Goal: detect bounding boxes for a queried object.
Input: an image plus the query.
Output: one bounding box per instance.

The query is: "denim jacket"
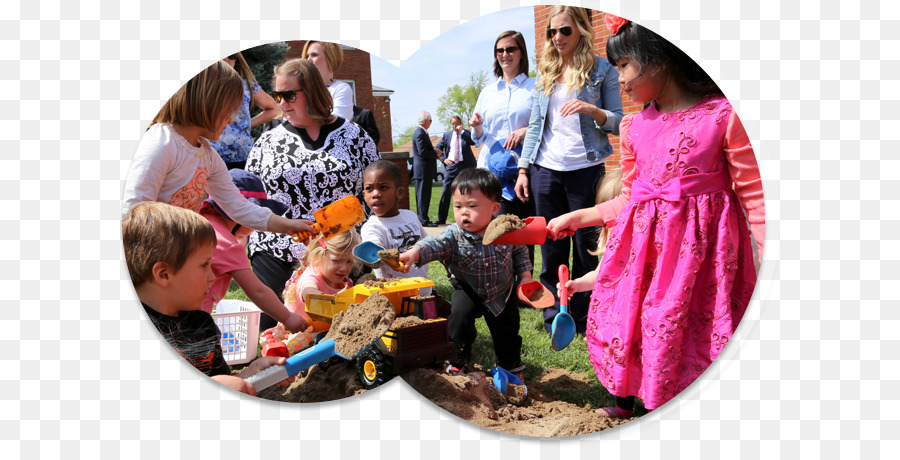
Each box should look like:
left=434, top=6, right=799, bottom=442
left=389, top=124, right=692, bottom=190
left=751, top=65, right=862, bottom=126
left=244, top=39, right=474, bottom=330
left=518, top=56, right=623, bottom=169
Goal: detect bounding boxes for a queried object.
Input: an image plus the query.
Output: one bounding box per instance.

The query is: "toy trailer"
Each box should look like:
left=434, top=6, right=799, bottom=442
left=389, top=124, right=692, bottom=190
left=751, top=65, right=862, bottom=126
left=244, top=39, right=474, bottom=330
left=357, top=316, right=458, bottom=389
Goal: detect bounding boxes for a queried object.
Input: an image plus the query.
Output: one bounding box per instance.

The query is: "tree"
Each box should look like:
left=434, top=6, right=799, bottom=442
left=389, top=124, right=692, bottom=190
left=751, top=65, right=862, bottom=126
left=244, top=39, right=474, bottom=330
left=393, top=123, right=419, bottom=150
left=435, top=70, right=490, bottom=129
left=241, top=42, right=289, bottom=96
left=240, top=42, right=290, bottom=140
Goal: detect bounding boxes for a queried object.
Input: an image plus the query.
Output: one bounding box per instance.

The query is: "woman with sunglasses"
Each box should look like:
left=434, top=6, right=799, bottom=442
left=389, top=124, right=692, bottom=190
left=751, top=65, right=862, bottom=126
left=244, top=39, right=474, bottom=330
left=244, top=58, right=380, bottom=331
left=514, top=6, right=623, bottom=335
left=468, top=30, right=537, bottom=264
left=211, top=52, right=279, bottom=170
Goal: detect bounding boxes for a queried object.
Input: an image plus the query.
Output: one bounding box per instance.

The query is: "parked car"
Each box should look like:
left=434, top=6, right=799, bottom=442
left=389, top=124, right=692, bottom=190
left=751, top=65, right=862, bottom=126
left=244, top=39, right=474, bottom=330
left=407, top=157, right=446, bottom=183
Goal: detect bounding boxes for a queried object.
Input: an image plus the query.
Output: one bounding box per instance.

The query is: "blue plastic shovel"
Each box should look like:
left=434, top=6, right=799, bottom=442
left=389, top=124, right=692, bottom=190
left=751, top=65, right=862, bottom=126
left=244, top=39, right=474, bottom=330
left=488, top=366, right=527, bottom=397
left=244, top=339, right=339, bottom=392
left=353, top=241, right=384, bottom=268
left=550, top=265, right=576, bottom=351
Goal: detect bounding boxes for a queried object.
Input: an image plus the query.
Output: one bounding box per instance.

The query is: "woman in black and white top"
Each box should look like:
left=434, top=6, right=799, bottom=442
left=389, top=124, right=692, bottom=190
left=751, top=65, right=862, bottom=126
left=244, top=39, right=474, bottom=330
left=246, top=58, right=379, bottom=329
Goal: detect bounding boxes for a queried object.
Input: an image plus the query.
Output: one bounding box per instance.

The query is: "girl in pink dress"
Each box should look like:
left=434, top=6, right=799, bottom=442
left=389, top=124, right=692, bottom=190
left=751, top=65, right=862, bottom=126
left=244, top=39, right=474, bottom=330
left=548, top=14, right=765, bottom=418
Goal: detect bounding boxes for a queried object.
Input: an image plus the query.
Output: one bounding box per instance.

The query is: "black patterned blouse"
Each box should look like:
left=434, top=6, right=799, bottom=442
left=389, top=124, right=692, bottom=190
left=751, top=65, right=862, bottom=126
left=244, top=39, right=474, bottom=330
left=246, top=118, right=380, bottom=263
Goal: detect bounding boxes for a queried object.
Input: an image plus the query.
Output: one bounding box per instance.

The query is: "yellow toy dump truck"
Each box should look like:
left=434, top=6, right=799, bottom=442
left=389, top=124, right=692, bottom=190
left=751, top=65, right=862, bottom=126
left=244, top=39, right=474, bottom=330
left=305, top=277, right=457, bottom=389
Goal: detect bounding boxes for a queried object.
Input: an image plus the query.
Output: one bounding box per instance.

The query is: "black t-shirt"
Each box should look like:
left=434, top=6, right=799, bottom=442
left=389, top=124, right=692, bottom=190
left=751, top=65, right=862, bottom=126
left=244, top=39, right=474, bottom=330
left=142, top=302, right=231, bottom=377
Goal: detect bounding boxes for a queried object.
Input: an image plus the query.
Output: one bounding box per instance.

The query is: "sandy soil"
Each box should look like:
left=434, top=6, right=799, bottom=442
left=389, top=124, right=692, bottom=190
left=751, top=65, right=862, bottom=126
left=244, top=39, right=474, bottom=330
left=253, top=288, right=637, bottom=435
left=256, top=360, right=637, bottom=436
left=483, top=214, right=526, bottom=245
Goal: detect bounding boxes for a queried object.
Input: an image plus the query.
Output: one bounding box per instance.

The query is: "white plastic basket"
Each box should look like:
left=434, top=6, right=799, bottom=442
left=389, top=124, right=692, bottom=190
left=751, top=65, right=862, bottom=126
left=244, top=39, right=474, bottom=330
left=211, top=299, right=261, bottom=365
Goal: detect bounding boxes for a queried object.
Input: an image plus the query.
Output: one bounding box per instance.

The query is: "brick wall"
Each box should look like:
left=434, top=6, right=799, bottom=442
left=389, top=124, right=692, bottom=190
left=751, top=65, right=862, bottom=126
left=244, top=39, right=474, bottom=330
left=283, top=41, right=393, bottom=153
left=532, top=7, right=644, bottom=169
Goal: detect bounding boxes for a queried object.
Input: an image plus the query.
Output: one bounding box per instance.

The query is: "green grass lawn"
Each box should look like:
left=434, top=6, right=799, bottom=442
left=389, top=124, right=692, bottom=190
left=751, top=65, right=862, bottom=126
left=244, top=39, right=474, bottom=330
left=225, top=183, right=643, bottom=413
left=408, top=182, right=454, bottom=224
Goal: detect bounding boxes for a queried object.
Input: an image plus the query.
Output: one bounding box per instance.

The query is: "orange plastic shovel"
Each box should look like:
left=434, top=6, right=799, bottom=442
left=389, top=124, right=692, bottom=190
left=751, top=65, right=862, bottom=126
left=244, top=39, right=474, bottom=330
left=292, top=195, right=366, bottom=242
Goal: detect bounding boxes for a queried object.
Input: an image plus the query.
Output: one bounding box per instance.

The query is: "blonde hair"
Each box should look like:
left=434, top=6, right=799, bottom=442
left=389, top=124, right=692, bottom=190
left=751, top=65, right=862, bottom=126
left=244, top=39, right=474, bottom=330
left=590, top=167, right=623, bottom=256
left=536, top=6, right=597, bottom=97
left=229, top=51, right=260, bottom=89
left=301, top=40, right=345, bottom=74
left=150, top=60, right=244, bottom=132
left=123, top=202, right=217, bottom=287
left=283, top=229, right=361, bottom=306
left=274, top=58, right=335, bottom=124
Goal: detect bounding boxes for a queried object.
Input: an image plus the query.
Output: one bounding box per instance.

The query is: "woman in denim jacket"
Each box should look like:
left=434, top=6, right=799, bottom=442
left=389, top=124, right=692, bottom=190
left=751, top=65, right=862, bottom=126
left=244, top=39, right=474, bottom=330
left=514, top=6, right=623, bottom=335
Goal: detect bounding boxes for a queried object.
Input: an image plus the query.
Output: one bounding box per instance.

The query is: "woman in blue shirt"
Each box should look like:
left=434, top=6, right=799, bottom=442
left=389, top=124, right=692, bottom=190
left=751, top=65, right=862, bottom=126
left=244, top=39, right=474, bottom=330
left=514, top=6, right=624, bottom=335
left=468, top=30, right=537, bottom=263
left=211, top=52, right=279, bottom=170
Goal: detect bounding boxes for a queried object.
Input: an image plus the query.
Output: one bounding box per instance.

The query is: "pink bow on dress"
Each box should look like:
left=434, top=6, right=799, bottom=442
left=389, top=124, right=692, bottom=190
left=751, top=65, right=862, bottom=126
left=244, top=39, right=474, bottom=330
left=632, top=177, right=681, bottom=202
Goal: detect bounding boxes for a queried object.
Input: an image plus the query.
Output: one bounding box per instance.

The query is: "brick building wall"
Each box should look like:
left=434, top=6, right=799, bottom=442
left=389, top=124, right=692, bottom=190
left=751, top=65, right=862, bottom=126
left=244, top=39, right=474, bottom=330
left=283, top=41, right=393, bottom=153
left=533, top=7, right=644, bottom=169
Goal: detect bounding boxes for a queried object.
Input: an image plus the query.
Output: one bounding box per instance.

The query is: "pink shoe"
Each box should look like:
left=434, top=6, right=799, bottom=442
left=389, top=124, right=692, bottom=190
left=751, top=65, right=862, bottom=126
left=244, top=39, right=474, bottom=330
left=595, top=406, right=633, bottom=418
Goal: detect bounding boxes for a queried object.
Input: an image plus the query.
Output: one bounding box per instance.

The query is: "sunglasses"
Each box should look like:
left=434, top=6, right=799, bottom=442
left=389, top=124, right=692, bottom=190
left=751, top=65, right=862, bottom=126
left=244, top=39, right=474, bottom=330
left=495, top=46, right=519, bottom=55
left=271, top=89, right=303, bottom=103
left=546, top=26, right=574, bottom=39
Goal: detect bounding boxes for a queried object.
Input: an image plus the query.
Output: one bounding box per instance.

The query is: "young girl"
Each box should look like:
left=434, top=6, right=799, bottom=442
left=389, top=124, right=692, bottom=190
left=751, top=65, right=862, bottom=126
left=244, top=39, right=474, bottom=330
left=549, top=14, right=764, bottom=418
left=282, top=230, right=362, bottom=328
left=122, top=60, right=313, bottom=238
left=199, top=169, right=308, bottom=334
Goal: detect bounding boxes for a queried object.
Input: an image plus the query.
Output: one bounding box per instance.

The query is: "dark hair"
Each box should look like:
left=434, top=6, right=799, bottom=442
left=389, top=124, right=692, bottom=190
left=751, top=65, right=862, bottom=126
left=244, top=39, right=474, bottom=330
left=450, top=168, right=501, bottom=203
left=364, top=159, right=403, bottom=187
left=493, top=30, right=529, bottom=78
left=606, top=21, right=723, bottom=99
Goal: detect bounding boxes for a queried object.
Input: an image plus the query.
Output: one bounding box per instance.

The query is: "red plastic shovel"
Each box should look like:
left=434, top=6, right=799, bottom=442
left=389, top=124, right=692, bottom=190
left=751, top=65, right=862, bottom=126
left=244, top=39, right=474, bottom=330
left=486, top=216, right=574, bottom=245
left=517, top=280, right=555, bottom=309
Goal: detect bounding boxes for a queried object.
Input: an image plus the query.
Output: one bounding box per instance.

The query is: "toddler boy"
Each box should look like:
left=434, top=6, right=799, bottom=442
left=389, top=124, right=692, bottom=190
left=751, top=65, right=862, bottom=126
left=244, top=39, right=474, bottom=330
left=398, top=168, right=532, bottom=378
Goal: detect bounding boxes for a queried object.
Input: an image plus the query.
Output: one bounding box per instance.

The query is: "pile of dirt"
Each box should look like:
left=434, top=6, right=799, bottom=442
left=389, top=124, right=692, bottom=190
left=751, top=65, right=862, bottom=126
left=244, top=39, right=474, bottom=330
left=325, top=291, right=395, bottom=357
left=483, top=214, right=526, bottom=245
left=252, top=291, right=638, bottom=435
left=377, top=248, right=404, bottom=271
left=525, top=285, right=551, bottom=305
left=401, top=366, right=637, bottom=437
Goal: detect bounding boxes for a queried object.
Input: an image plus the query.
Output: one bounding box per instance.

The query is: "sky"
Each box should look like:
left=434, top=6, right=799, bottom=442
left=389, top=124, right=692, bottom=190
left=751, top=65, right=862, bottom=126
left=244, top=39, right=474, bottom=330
left=369, top=6, right=536, bottom=141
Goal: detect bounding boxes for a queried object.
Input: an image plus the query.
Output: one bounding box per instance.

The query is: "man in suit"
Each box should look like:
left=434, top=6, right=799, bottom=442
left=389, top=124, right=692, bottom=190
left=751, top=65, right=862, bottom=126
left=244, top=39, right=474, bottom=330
left=435, top=115, right=477, bottom=225
left=351, top=105, right=380, bottom=147
left=411, top=111, right=438, bottom=227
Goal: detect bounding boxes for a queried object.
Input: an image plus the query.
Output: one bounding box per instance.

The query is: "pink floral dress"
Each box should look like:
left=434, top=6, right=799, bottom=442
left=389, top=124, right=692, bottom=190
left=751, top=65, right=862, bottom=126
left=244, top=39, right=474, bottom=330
left=587, top=95, right=764, bottom=410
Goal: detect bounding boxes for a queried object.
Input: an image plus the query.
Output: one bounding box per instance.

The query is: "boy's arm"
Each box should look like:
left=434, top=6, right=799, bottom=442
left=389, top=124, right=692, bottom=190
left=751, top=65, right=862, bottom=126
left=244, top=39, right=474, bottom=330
left=399, top=229, right=454, bottom=273
left=231, top=269, right=308, bottom=333
left=235, top=356, right=296, bottom=390
left=511, top=244, right=533, bottom=275
left=212, top=374, right=259, bottom=396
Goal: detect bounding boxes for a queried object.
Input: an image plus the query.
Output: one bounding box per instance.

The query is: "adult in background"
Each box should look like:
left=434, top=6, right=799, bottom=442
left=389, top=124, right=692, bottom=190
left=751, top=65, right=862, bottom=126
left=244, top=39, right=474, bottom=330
left=411, top=111, right=438, bottom=227
left=514, top=6, right=624, bottom=335
left=211, top=52, right=279, bottom=170
left=434, top=116, right=476, bottom=225
left=469, top=29, right=537, bottom=262
left=351, top=105, right=381, bottom=148
left=302, top=40, right=354, bottom=120
left=245, top=58, right=380, bottom=330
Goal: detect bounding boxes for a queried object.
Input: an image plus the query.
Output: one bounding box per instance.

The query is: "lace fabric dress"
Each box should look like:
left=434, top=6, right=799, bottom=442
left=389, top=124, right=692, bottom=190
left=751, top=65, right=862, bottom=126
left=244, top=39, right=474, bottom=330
left=587, top=95, right=761, bottom=410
